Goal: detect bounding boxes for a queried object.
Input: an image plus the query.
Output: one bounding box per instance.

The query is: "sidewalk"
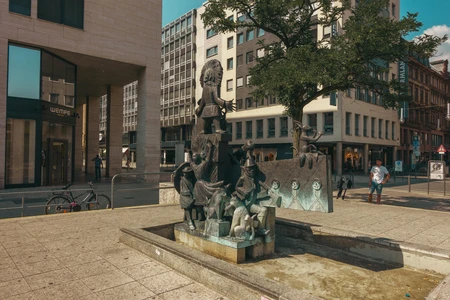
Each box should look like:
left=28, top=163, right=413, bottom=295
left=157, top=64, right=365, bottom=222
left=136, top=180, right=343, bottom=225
left=0, top=187, right=449, bottom=299
left=0, top=205, right=227, bottom=300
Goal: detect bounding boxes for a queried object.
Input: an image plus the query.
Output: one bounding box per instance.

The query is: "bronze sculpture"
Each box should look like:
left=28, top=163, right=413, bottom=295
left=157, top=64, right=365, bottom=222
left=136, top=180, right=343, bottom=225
left=195, top=59, right=235, bottom=134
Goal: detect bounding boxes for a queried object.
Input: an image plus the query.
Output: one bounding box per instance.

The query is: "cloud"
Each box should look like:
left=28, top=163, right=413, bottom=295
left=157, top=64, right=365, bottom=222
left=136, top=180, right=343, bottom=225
left=422, top=25, right=450, bottom=62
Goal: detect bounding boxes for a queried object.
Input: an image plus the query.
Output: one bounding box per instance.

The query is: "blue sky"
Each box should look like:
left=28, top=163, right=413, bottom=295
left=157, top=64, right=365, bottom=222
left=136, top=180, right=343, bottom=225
left=163, top=0, right=450, bottom=60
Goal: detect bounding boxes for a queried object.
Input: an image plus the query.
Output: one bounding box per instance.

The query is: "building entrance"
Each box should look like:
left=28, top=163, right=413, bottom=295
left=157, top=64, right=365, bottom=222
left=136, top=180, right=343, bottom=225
left=45, top=139, right=69, bottom=186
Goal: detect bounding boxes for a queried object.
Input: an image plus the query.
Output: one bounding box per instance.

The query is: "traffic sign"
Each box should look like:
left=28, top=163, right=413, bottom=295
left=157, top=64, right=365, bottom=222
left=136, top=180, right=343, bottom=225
left=437, top=144, right=446, bottom=154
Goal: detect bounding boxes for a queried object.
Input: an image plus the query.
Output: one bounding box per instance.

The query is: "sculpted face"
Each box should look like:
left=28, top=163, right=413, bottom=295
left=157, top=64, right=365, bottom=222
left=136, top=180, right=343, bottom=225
left=271, top=180, right=280, bottom=189
left=291, top=180, right=300, bottom=190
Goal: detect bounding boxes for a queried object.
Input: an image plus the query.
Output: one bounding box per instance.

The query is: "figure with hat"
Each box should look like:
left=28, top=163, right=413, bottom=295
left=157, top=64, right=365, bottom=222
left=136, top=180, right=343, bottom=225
left=174, top=163, right=197, bottom=230
left=368, top=157, right=390, bottom=204
left=234, top=141, right=270, bottom=236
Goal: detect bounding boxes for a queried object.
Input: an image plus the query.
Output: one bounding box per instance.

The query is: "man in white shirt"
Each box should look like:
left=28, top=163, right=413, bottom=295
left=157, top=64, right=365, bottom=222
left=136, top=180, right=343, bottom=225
left=368, top=158, right=390, bottom=204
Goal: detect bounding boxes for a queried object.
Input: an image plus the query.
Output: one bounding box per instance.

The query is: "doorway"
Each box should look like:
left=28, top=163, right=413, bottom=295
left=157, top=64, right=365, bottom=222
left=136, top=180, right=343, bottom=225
left=46, top=139, right=68, bottom=186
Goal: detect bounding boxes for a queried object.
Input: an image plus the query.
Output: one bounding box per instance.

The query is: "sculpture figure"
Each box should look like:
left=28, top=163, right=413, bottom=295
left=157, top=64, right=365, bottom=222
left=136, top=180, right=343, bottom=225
left=177, top=165, right=197, bottom=230
left=195, top=59, right=235, bottom=134
left=234, top=142, right=270, bottom=236
left=225, top=195, right=256, bottom=241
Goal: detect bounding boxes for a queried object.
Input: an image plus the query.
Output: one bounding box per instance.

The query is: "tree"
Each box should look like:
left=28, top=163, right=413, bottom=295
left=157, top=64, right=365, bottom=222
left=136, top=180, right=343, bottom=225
left=201, top=0, right=446, bottom=155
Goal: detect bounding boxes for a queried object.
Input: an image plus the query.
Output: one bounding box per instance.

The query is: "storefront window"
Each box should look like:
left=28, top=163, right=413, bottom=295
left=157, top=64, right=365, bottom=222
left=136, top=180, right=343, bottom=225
left=8, top=45, right=41, bottom=99
left=5, top=119, right=36, bottom=185
left=41, top=51, right=76, bottom=108
left=9, top=0, right=31, bottom=16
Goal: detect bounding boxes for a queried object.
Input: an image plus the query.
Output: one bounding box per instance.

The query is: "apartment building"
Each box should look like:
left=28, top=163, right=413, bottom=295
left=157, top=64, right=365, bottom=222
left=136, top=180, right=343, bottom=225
left=192, top=0, right=401, bottom=174
left=160, top=10, right=197, bottom=164
left=0, top=0, right=161, bottom=188
left=398, top=57, right=450, bottom=169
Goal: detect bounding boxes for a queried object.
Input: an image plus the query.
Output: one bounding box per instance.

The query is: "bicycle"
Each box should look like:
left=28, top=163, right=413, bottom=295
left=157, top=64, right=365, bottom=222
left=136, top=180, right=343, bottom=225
left=45, top=182, right=111, bottom=214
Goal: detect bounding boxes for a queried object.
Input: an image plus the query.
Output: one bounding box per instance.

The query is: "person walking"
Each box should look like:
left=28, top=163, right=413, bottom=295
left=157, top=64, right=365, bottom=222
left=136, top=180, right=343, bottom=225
left=92, top=154, right=103, bottom=180
left=368, top=158, right=390, bottom=204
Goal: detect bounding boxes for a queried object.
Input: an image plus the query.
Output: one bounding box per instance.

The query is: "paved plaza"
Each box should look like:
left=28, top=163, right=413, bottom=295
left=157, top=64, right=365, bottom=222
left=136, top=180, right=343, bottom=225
left=0, top=180, right=449, bottom=299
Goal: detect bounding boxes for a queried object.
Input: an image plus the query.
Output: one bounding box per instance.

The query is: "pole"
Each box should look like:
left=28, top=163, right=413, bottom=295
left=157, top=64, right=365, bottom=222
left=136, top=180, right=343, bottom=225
left=408, top=175, right=411, bottom=193
left=444, top=175, right=446, bottom=196
left=427, top=176, right=430, bottom=195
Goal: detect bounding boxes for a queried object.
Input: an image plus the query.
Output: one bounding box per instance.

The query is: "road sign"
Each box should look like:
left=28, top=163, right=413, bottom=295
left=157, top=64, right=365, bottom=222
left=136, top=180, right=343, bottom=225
left=429, top=160, right=445, bottom=180
left=437, top=144, right=446, bottom=154
left=395, top=160, right=403, bottom=172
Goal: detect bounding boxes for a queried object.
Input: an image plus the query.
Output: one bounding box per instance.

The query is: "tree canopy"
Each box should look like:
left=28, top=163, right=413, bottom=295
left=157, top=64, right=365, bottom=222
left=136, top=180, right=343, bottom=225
left=201, top=0, right=446, bottom=119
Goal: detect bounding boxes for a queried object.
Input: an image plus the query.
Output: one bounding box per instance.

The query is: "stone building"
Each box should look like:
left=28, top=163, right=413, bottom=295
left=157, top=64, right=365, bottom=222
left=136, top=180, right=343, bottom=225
left=0, top=0, right=162, bottom=188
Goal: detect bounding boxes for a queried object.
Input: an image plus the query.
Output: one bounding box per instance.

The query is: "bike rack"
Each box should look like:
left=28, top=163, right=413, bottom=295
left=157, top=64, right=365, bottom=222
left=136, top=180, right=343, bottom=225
left=110, top=172, right=175, bottom=210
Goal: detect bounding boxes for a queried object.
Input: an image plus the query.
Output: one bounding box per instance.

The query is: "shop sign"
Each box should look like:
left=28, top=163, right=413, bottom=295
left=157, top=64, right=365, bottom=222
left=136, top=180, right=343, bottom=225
left=429, top=160, right=445, bottom=180
left=49, top=106, right=71, bottom=117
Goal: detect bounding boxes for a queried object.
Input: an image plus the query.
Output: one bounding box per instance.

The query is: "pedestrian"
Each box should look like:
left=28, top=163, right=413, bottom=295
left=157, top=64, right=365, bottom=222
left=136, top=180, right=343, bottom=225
left=126, top=156, right=131, bottom=171
left=92, top=154, right=103, bottom=180
left=368, top=158, right=390, bottom=204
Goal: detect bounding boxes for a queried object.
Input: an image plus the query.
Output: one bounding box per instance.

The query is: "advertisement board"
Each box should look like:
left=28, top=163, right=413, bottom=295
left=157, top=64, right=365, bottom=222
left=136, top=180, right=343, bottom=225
left=429, top=160, right=445, bottom=180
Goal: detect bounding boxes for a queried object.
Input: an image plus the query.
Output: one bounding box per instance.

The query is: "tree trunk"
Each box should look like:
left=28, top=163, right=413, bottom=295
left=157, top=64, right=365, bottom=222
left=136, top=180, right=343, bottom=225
left=292, top=110, right=303, bottom=157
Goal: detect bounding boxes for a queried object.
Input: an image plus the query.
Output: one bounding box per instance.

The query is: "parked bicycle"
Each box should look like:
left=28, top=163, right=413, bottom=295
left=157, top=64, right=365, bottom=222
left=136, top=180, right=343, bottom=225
left=45, top=182, right=111, bottom=214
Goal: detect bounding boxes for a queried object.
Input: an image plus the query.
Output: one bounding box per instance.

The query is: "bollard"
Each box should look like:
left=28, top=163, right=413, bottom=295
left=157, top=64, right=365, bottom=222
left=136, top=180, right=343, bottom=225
left=408, top=175, right=411, bottom=193
left=21, top=194, right=25, bottom=217
left=445, top=176, right=446, bottom=196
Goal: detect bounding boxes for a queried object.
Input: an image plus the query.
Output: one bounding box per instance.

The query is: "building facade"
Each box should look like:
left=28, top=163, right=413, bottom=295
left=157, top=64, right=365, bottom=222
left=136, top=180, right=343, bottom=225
left=160, top=10, right=197, bottom=164
left=1, top=0, right=162, bottom=188
left=398, top=58, right=450, bottom=170
left=193, top=0, right=401, bottom=174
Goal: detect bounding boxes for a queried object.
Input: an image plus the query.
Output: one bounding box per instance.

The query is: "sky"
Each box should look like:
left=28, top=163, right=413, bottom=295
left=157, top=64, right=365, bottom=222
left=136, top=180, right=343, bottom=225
left=163, top=0, right=450, bottom=61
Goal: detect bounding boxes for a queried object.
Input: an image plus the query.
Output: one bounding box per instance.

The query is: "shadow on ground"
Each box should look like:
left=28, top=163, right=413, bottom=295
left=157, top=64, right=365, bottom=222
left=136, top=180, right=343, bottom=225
left=343, top=192, right=450, bottom=212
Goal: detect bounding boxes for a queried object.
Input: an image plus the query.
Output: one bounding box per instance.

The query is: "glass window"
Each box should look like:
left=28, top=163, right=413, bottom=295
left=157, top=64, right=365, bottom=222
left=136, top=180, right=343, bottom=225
left=206, top=46, right=218, bottom=57
left=41, top=51, right=76, bottom=108
left=246, top=75, right=251, bottom=86
left=176, top=23, right=180, bottom=32
left=246, top=121, right=252, bottom=139
left=227, top=37, right=234, bottom=49
left=246, top=30, right=254, bottom=41
left=280, top=117, right=288, bottom=137
left=237, top=13, right=245, bottom=22
left=257, top=119, right=263, bottom=138
left=9, top=0, right=31, bottom=15
left=385, top=120, right=389, bottom=139
left=268, top=118, right=275, bottom=138
left=237, top=55, right=243, bottom=66
left=379, top=119, right=383, bottom=138
left=257, top=48, right=265, bottom=58
left=227, top=79, right=233, bottom=91
left=5, top=119, right=36, bottom=185
left=324, top=112, right=333, bottom=134
left=355, top=114, right=360, bottom=136
left=345, top=112, right=351, bottom=135
left=245, top=97, right=253, bottom=109
left=392, top=122, right=395, bottom=140
left=236, top=77, right=243, bottom=87
left=257, top=28, right=265, bottom=37
left=237, top=33, right=244, bottom=44
left=186, top=16, right=192, bottom=26
left=38, top=0, right=84, bottom=29
left=308, top=114, right=317, bottom=130
left=363, top=116, right=368, bottom=136
left=8, top=44, right=41, bottom=100
left=371, top=117, right=376, bottom=138
left=227, top=58, right=233, bottom=70
left=236, top=99, right=243, bottom=110
left=236, top=122, right=242, bottom=139
left=246, top=51, right=254, bottom=64
left=206, top=29, right=216, bottom=38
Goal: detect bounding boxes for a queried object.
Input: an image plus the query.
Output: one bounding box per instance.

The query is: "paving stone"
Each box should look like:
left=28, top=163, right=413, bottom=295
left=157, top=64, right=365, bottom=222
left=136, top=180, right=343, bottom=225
left=95, top=281, right=155, bottom=300
left=157, top=283, right=228, bottom=300
left=0, top=278, right=31, bottom=298
left=24, top=268, right=77, bottom=290
left=120, top=261, right=170, bottom=280
left=81, top=269, right=134, bottom=293
left=0, top=266, right=23, bottom=283
left=67, top=259, right=118, bottom=279
left=16, top=258, right=65, bottom=277
left=139, top=271, right=193, bottom=295
left=32, top=279, right=94, bottom=300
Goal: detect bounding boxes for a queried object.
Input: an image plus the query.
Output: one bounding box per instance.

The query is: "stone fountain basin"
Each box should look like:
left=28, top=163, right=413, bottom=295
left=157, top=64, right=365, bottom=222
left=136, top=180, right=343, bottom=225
left=120, top=221, right=446, bottom=300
